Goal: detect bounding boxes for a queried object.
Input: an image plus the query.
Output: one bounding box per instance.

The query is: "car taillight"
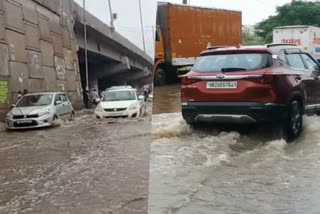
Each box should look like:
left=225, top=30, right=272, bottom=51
left=181, top=76, right=200, bottom=85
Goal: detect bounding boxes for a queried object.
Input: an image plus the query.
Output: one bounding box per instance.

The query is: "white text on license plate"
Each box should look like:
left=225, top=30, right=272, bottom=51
left=206, top=81, right=237, bottom=89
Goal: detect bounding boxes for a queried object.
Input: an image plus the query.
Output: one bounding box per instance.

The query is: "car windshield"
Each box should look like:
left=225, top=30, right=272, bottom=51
left=103, top=90, right=136, bottom=101
left=192, top=53, right=270, bottom=73
left=17, top=94, right=53, bottom=107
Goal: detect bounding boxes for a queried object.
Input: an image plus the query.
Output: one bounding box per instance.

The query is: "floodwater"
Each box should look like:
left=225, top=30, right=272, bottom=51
left=152, top=84, right=181, bottom=115
left=150, top=85, right=320, bottom=214
left=0, top=106, right=151, bottom=214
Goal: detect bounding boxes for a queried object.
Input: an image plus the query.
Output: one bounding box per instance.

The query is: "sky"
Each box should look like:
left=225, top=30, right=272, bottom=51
left=165, top=0, right=314, bottom=25
left=74, top=0, right=157, bottom=58
left=73, top=0, right=314, bottom=58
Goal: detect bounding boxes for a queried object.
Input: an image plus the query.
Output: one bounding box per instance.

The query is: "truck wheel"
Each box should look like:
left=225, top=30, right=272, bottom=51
left=155, top=68, right=166, bottom=86
left=285, top=100, right=303, bottom=142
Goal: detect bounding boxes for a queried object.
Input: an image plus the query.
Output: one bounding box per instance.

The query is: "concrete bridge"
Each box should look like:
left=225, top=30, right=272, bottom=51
left=73, top=2, right=154, bottom=91
left=0, top=0, right=153, bottom=118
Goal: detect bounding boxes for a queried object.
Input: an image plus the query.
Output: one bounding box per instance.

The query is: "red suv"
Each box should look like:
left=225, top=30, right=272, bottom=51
left=181, top=44, right=320, bottom=141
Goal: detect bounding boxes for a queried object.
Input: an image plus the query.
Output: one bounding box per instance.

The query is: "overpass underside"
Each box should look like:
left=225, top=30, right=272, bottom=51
left=77, top=48, right=152, bottom=92
left=73, top=6, right=154, bottom=93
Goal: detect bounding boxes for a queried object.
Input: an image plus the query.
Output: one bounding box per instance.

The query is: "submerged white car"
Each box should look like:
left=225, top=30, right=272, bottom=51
left=95, top=86, right=146, bottom=119
left=6, top=92, right=75, bottom=129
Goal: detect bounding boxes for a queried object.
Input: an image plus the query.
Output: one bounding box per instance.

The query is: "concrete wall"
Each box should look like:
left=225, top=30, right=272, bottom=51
left=0, top=0, right=82, bottom=120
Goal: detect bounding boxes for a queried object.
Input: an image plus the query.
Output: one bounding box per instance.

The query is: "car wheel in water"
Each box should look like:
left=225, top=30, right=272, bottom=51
left=155, top=68, right=166, bottom=86
left=183, top=116, right=194, bottom=125
left=52, top=115, right=59, bottom=127
left=285, top=100, right=303, bottom=142
left=70, top=112, right=75, bottom=121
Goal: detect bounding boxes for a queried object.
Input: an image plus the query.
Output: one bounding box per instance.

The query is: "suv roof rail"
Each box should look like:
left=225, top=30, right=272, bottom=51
left=266, top=43, right=297, bottom=48
left=207, top=45, right=230, bottom=50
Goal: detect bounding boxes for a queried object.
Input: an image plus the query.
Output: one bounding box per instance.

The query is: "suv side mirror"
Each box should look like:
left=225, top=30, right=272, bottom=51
left=312, top=66, right=320, bottom=78
left=10, top=104, right=16, bottom=109
left=55, top=100, right=62, bottom=105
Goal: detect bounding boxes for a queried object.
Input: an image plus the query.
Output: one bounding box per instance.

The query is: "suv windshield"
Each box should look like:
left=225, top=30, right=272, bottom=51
left=193, top=53, right=270, bottom=73
left=103, top=90, right=136, bottom=101
left=17, top=94, right=53, bottom=107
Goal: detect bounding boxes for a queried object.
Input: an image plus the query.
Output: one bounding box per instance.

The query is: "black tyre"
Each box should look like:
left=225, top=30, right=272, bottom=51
left=183, top=115, right=195, bottom=125
left=154, top=68, right=166, bottom=86
left=285, top=100, right=303, bottom=142
left=70, top=111, right=75, bottom=121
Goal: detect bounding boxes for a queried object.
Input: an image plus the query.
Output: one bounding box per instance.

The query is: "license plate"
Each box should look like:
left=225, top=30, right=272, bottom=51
left=110, top=112, right=122, bottom=116
left=206, top=81, right=237, bottom=89
left=17, top=120, right=33, bottom=124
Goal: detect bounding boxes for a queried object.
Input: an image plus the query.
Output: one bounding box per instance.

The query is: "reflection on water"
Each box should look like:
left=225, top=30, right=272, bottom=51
left=153, top=85, right=181, bottom=114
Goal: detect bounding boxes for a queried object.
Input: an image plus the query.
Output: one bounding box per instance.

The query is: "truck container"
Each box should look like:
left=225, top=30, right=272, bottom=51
left=273, top=25, right=320, bottom=60
left=154, top=2, right=242, bottom=86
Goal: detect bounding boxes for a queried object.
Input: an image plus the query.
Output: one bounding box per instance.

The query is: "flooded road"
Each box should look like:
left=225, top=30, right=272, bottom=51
left=0, top=106, right=151, bottom=214
left=152, top=85, right=181, bottom=115
left=150, top=85, right=320, bottom=214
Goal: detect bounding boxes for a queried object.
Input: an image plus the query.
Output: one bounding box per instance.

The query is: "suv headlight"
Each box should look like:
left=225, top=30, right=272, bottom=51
left=129, top=104, right=138, bottom=110
left=38, top=109, right=50, bottom=117
left=6, top=111, right=13, bottom=118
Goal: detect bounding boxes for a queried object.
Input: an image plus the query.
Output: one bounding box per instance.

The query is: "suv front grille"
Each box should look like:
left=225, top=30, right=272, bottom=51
left=104, top=108, right=127, bottom=112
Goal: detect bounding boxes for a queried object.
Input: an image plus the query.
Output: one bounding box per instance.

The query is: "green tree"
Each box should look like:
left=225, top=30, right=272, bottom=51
left=242, top=32, right=264, bottom=45
left=256, top=0, right=320, bottom=43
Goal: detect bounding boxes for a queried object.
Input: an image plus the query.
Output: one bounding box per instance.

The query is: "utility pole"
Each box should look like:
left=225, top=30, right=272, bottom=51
left=107, top=0, right=116, bottom=32
left=138, top=0, right=146, bottom=52
left=152, top=26, right=155, bottom=48
left=83, top=0, right=89, bottom=91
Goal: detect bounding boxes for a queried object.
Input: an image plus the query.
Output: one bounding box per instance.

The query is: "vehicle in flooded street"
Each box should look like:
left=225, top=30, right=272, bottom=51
left=95, top=86, right=146, bottom=119
left=181, top=44, right=320, bottom=141
left=5, top=92, right=75, bottom=130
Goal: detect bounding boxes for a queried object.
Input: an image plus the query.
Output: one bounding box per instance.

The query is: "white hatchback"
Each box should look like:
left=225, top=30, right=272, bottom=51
left=95, top=86, right=146, bottom=119
left=6, top=92, right=75, bottom=129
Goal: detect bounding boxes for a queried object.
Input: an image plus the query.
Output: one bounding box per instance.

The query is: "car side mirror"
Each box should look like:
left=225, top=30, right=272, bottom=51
left=10, top=104, right=16, bottom=109
left=312, top=67, right=320, bottom=78
left=138, top=95, right=145, bottom=100
left=55, top=100, right=62, bottom=105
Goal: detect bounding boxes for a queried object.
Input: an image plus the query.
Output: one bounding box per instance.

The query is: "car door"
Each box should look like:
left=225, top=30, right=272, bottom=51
left=300, top=53, right=320, bottom=113
left=285, top=52, right=315, bottom=113
left=59, top=94, right=71, bottom=119
left=54, top=94, right=65, bottom=119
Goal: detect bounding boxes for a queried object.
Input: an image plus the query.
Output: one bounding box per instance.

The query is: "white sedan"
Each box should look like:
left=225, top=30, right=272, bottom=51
left=95, top=86, right=146, bottom=119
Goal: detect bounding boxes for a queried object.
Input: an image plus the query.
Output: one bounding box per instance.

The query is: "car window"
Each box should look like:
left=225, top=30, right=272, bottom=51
left=103, top=90, right=136, bottom=101
left=60, top=94, right=68, bottom=102
left=300, top=54, right=319, bottom=70
left=55, top=94, right=61, bottom=103
left=192, top=53, right=270, bottom=73
left=17, top=94, right=53, bottom=107
left=286, top=54, right=306, bottom=69
left=278, top=51, right=287, bottom=63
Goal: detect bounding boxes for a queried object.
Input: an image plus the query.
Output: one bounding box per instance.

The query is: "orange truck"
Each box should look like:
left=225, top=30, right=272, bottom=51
left=154, top=2, right=242, bottom=86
